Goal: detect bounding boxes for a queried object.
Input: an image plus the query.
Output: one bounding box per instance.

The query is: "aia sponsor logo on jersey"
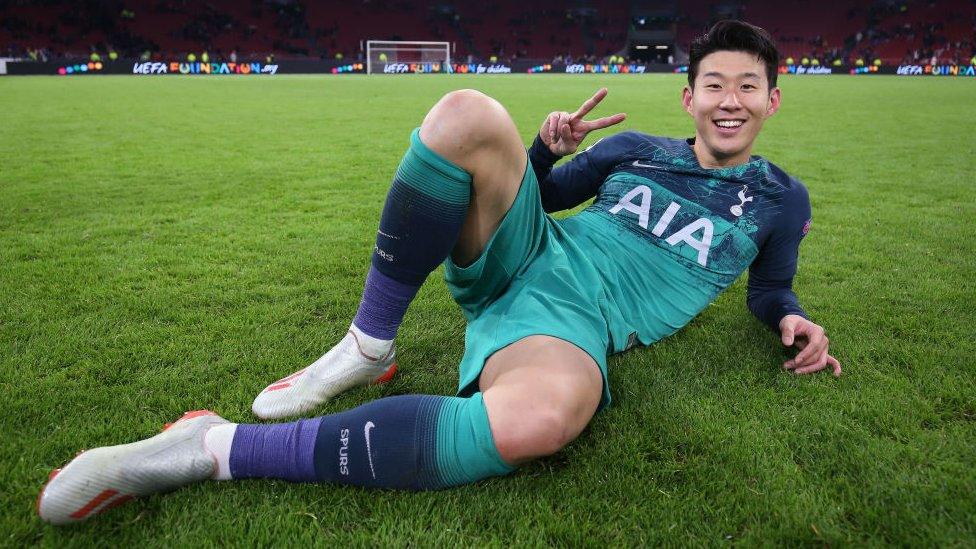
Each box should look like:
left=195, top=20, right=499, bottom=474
left=609, top=184, right=715, bottom=267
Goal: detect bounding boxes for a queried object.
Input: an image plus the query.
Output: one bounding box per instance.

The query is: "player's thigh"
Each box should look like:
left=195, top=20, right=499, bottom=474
left=419, top=89, right=528, bottom=266
left=479, top=335, right=603, bottom=464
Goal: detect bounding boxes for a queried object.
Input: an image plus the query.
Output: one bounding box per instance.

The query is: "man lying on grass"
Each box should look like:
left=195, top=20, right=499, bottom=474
left=39, top=20, right=839, bottom=524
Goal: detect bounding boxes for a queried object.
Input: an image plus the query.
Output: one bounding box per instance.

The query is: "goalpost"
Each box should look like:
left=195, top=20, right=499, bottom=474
left=365, top=40, right=453, bottom=74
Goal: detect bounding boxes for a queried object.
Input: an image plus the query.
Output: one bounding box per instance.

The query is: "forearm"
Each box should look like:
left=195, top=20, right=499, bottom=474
left=528, top=134, right=561, bottom=181
left=747, top=287, right=808, bottom=331
left=527, top=135, right=570, bottom=212
left=530, top=134, right=611, bottom=213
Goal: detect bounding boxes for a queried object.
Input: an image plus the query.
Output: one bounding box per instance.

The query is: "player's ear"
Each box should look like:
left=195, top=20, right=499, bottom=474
left=765, top=87, right=781, bottom=118
left=681, top=86, right=694, bottom=116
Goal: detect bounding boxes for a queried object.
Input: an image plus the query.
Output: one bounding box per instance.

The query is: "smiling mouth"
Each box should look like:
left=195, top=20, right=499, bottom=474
left=713, top=119, right=745, bottom=129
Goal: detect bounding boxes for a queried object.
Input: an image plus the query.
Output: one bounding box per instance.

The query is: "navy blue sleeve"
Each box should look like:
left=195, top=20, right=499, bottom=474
left=746, top=180, right=812, bottom=331
left=528, top=134, right=620, bottom=213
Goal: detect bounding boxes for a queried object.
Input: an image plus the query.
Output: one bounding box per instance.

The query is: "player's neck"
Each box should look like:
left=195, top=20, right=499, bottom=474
left=691, top=137, right=752, bottom=169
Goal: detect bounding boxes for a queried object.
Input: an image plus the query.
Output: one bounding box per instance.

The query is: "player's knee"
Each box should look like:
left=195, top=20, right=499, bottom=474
left=492, top=406, right=578, bottom=462
left=435, top=89, right=498, bottom=120
left=421, top=90, right=515, bottom=158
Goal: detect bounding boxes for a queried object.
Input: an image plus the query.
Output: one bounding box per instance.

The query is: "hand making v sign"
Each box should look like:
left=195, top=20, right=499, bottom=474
left=540, top=88, right=627, bottom=156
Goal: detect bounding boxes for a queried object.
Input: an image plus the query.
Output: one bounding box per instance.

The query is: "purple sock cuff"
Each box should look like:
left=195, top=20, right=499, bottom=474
left=229, top=418, right=322, bottom=482
left=352, top=266, right=421, bottom=340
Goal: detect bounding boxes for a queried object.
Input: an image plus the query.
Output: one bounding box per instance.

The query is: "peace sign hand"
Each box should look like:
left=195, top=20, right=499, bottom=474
left=540, top=88, right=627, bottom=156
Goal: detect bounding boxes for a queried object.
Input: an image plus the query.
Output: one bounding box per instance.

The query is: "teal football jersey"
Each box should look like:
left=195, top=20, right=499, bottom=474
left=530, top=131, right=811, bottom=352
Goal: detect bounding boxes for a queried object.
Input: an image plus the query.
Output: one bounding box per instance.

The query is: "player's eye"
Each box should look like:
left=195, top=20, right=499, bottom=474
left=705, top=83, right=722, bottom=90
left=741, top=84, right=757, bottom=90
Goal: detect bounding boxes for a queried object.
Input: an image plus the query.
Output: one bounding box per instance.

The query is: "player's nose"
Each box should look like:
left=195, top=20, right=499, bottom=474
left=718, top=90, right=743, bottom=110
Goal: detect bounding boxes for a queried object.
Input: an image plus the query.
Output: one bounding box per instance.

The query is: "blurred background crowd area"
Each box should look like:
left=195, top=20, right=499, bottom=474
left=2, top=0, right=974, bottom=66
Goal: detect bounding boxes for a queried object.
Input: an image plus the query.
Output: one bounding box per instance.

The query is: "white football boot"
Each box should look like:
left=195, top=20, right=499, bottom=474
left=38, top=410, right=229, bottom=525
left=251, top=326, right=397, bottom=420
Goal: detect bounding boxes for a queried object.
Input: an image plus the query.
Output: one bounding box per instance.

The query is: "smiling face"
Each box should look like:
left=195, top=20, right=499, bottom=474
left=682, top=50, right=781, bottom=168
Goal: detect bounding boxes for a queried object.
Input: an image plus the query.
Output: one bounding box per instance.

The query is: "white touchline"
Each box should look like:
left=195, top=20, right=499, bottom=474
left=364, top=421, right=377, bottom=479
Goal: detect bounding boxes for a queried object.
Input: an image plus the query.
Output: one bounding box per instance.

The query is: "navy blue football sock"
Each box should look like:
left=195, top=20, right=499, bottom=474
left=228, top=394, right=513, bottom=489
left=352, top=128, right=472, bottom=340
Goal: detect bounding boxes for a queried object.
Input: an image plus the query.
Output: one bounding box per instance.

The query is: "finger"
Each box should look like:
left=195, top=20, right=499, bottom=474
left=793, top=357, right=829, bottom=375
left=793, top=323, right=827, bottom=364
left=792, top=329, right=826, bottom=367
left=581, top=112, right=627, bottom=131
left=827, top=354, right=842, bottom=377
left=559, top=122, right=574, bottom=145
left=780, top=323, right=795, bottom=347
left=794, top=347, right=828, bottom=374
left=781, top=337, right=811, bottom=369
left=547, top=112, right=560, bottom=142
left=571, top=87, right=608, bottom=121
left=553, top=112, right=573, bottom=143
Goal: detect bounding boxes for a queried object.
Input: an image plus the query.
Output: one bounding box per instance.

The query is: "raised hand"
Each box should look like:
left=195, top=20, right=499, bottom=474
left=779, top=314, right=842, bottom=377
left=539, top=88, right=627, bottom=156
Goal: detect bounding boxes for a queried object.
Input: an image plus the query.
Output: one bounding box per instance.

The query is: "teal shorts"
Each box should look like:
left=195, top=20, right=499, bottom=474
left=444, top=158, right=613, bottom=409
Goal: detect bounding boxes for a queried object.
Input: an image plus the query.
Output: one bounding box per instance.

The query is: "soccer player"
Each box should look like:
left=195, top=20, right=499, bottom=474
left=39, top=20, right=839, bottom=524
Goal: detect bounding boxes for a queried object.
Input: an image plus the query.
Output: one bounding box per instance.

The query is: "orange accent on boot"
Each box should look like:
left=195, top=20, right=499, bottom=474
left=263, top=368, right=309, bottom=392
left=70, top=489, right=119, bottom=520
left=163, top=410, right=216, bottom=431
left=372, top=363, right=398, bottom=384
left=98, top=494, right=135, bottom=514
left=275, top=368, right=308, bottom=384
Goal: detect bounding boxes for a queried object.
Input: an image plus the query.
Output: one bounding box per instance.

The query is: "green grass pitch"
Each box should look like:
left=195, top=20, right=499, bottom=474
left=1, top=73, right=974, bottom=546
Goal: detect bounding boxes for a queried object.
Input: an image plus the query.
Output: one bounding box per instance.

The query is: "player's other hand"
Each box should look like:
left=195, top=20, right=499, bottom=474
left=540, top=88, right=627, bottom=156
left=779, top=314, right=841, bottom=377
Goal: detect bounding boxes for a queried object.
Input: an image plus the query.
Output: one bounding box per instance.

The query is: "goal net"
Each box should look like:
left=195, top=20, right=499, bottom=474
left=365, top=40, right=452, bottom=74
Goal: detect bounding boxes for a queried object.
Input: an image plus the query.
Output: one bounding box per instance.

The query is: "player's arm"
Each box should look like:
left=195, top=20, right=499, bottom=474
left=528, top=88, right=626, bottom=213
left=747, top=184, right=841, bottom=377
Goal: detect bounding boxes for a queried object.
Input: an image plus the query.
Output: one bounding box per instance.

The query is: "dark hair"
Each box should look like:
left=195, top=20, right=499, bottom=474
left=688, top=20, right=780, bottom=90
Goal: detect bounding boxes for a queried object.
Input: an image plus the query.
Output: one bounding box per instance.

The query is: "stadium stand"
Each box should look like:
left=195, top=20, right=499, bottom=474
left=2, top=0, right=974, bottom=65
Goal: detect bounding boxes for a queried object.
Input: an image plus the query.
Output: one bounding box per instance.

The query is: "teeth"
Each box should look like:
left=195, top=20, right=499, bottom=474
left=715, top=120, right=744, bottom=128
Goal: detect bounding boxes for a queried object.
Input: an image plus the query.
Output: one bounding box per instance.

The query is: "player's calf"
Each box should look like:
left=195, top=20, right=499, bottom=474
left=254, top=109, right=479, bottom=418
left=419, top=89, right=528, bottom=266
left=228, top=393, right=513, bottom=489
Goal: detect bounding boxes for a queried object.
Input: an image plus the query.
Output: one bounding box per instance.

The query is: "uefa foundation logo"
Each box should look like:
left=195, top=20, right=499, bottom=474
left=130, top=61, right=280, bottom=75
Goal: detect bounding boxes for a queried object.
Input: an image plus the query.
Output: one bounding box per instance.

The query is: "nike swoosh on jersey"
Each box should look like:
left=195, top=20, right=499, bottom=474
left=631, top=160, right=665, bottom=170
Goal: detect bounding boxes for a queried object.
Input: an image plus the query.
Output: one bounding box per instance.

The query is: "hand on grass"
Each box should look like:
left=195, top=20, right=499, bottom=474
left=779, top=314, right=841, bottom=377
left=539, top=88, right=626, bottom=156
